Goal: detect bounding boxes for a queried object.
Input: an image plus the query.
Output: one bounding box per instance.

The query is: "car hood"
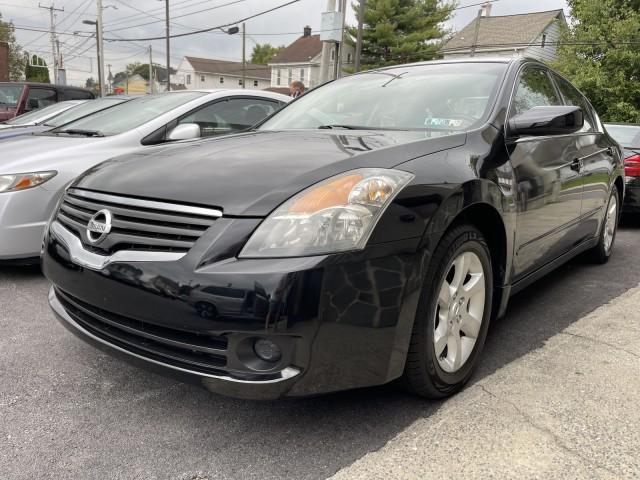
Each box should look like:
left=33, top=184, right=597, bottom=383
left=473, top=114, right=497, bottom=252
left=0, top=133, right=125, bottom=174
left=74, top=129, right=466, bottom=216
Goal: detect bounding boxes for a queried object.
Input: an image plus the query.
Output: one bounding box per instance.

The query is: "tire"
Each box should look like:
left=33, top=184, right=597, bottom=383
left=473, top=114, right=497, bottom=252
left=403, top=224, right=493, bottom=399
left=588, top=186, right=620, bottom=264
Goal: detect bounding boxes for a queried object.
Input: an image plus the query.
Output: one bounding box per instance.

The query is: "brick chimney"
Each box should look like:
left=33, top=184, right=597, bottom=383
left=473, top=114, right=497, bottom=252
left=480, top=2, right=492, bottom=17
left=303, top=25, right=312, bottom=37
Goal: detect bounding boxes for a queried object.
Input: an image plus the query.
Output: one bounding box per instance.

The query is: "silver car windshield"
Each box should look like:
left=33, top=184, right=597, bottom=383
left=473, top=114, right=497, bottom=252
left=5, top=101, right=81, bottom=126
left=45, top=97, right=130, bottom=127
left=260, top=63, right=507, bottom=133
left=52, top=91, right=206, bottom=136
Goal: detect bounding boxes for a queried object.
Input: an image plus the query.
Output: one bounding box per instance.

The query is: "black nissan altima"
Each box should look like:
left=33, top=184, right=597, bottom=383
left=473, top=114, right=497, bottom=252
left=42, top=58, right=624, bottom=400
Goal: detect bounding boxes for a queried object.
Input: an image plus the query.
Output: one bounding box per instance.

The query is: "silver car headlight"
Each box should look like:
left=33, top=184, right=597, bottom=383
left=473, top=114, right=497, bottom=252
left=240, top=168, right=414, bottom=258
left=0, top=171, right=57, bottom=193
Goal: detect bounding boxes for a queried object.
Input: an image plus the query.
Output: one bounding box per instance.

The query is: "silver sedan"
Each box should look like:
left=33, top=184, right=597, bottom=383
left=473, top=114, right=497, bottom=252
left=0, top=89, right=290, bottom=262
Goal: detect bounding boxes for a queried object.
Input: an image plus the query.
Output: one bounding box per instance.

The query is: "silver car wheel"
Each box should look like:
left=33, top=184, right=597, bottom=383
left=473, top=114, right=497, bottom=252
left=433, top=251, right=486, bottom=373
left=603, top=191, right=618, bottom=254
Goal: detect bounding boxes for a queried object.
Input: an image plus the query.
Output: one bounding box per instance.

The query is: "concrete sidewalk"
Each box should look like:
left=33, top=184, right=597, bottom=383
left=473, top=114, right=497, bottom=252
left=331, top=286, right=640, bottom=480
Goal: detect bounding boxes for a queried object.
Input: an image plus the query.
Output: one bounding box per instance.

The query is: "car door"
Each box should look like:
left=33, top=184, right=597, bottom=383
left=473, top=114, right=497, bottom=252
left=507, top=65, right=584, bottom=279
left=177, top=97, right=281, bottom=138
left=551, top=73, right=612, bottom=238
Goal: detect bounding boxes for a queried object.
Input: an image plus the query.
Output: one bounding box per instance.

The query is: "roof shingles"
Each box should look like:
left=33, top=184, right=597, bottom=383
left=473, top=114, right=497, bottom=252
left=185, top=56, right=270, bottom=79
left=269, top=34, right=322, bottom=64
left=444, top=10, right=564, bottom=52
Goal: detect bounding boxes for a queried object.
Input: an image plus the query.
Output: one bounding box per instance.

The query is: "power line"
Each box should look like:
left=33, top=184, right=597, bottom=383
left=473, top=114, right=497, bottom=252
left=105, top=0, right=216, bottom=28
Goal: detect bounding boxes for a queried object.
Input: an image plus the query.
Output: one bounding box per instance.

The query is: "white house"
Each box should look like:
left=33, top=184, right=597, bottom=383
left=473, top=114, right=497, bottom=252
left=172, top=56, right=270, bottom=91
left=442, top=6, right=567, bottom=63
left=268, top=26, right=355, bottom=90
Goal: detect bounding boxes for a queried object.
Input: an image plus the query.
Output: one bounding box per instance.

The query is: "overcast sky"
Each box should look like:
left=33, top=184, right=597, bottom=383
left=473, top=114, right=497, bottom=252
left=1, top=0, right=569, bottom=87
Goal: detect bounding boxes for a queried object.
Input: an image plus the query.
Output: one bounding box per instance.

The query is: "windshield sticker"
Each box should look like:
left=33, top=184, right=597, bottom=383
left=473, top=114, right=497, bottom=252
left=424, top=118, right=465, bottom=128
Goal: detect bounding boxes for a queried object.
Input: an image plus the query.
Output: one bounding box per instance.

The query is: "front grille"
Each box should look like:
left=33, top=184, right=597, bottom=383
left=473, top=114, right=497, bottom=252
left=55, top=288, right=229, bottom=374
left=56, top=188, right=222, bottom=255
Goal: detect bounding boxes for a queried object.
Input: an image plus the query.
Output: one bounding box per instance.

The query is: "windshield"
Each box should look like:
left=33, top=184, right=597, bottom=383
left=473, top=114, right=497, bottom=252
left=6, top=101, right=80, bottom=125
left=52, top=91, right=206, bottom=136
left=0, top=85, right=24, bottom=107
left=46, top=97, right=130, bottom=127
left=605, top=124, right=640, bottom=148
left=260, top=63, right=507, bottom=133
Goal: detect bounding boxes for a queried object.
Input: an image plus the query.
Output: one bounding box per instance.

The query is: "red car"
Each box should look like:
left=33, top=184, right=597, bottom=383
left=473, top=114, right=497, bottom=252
left=0, top=82, right=94, bottom=122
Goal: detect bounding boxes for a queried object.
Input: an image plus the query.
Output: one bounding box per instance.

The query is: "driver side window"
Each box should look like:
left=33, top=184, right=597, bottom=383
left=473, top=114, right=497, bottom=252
left=511, top=67, right=561, bottom=116
left=179, top=98, right=279, bottom=138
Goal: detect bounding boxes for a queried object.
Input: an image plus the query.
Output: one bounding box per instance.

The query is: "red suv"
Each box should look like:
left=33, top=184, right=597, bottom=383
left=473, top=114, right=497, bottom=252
left=0, top=82, right=95, bottom=122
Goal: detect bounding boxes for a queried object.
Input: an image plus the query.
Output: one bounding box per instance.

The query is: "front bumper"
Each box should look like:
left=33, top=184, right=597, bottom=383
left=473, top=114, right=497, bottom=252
left=43, top=219, right=424, bottom=399
left=623, top=177, right=640, bottom=213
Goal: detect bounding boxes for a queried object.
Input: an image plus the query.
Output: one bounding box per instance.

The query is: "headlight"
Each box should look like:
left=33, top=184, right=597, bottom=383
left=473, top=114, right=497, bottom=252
left=0, top=171, right=57, bottom=193
left=240, top=168, right=414, bottom=258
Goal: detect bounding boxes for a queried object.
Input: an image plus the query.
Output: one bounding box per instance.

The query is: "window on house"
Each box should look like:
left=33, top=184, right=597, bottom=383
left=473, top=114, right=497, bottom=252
left=331, top=50, right=335, bottom=61
left=288, top=68, right=293, bottom=85
left=347, top=53, right=352, bottom=64
left=541, top=34, right=547, bottom=48
left=186, top=74, right=191, bottom=85
left=276, top=69, right=281, bottom=86
left=239, top=79, right=243, bottom=86
left=254, top=80, right=258, bottom=87
left=220, top=77, right=224, bottom=84
left=300, top=68, right=305, bottom=81
left=200, top=75, right=205, bottom=82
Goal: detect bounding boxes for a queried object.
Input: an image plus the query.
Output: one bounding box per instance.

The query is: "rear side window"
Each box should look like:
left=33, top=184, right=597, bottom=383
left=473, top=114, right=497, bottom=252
left=26, top=87, right=57, bottom=110
left=552, top=74, right=596, bottom=133
left=511, top=67, right=561, bottom=116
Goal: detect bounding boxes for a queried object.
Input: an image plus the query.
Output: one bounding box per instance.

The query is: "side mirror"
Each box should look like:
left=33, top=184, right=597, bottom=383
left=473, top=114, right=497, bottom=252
left=168, top=123, right=201, bottom=141
left=508, top=106, right=583, bottom=137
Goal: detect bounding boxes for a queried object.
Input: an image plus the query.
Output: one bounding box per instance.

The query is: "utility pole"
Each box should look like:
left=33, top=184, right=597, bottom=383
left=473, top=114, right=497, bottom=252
left=354, top=0, right=365, bottom=72
left=96, top=0, right=105, bottom=97
left=149, top=46, right=153, bottom=94
left=241, top=22, right=246, bottom=89
left=164, top=0, right=171, bottom=91
left=470, top=7, right=482, bottom=57
left=335, top=0, right=346, bottom=78
left=319, top=0, right=336, bottom=84
left=39, top=2, right=64, bottom=84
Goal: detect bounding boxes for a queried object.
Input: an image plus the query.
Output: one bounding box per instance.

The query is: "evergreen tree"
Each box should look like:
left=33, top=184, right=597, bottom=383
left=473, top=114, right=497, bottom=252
left=553, top=0, right=640, bottom=122
left=0, top=12, right=25, bottom=80
left=349, top=0, right=455, bottom=70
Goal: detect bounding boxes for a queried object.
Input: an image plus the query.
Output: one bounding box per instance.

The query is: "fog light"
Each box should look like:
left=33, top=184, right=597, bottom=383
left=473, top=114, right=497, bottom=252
left=253, top=338, right=282, bottom=363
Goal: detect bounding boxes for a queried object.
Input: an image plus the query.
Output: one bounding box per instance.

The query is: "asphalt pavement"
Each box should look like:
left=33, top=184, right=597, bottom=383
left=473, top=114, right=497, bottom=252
left=1, top=221, right=640, bottom=480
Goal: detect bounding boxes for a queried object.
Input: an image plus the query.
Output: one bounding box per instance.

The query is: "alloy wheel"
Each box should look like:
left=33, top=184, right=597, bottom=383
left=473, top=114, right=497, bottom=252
left=433, top=251, right=486, bottom=373
left=603, top=192, right=618, bottom=254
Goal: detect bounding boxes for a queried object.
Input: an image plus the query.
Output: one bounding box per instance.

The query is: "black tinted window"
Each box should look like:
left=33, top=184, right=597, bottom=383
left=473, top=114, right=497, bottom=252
left=64, top=89, right=94, bottom=100
left=512, top=68, right=561, bottom=115
left=26, top=88, right=57, bottom=110
left=552, top=74, right=596, bottom=133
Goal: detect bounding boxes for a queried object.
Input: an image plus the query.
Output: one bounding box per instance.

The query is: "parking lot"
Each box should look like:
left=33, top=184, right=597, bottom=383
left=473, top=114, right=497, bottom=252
left=2, top=220, right=639, bottom=480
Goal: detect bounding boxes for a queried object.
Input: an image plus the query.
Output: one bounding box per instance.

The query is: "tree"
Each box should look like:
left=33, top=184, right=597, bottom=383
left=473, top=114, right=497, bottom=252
left=0, top=12, right=25, bottom=80
left=25, top=54, right=50, bottom=83
left=553, top=0, right=640, bottom=123
left=348, top=0, right=455, bottom=70
left=85, top=77, right=96, bottom=89
left=250, top=43, right=285, bottom=64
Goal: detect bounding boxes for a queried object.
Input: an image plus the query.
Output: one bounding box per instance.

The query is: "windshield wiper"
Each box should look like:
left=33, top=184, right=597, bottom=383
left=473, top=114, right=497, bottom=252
left=58, top=128, right=104, bottom=137
left=318, top=124, right=403, bottom=131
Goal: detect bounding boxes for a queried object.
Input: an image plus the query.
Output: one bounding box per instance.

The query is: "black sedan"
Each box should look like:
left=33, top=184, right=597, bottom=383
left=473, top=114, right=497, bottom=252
left=42, top=58, right=624, bottom=400
left=605, top=123, right=640, bottom=213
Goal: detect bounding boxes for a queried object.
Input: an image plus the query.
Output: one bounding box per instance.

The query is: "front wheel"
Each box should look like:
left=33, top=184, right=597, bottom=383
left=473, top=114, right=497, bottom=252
left=403, top=224, right=493, bottom=399
left=589, top=186, right=619, bottom=264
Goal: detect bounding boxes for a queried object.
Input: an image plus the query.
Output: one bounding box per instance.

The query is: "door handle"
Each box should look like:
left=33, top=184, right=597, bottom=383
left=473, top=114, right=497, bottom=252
left=570, top=158, right=581, bottom=172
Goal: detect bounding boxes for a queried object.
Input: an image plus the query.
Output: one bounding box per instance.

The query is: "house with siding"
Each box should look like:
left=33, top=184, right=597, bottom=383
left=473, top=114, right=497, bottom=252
left=173, top=57, right=271, bottom=91
left=268, top=26, right=354, bottom=90
left=442, top=7, right=567, bottom=63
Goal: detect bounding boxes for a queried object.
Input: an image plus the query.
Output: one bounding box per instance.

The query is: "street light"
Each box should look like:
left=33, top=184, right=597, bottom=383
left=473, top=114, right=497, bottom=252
left=82, top=19, right=103, bottom=97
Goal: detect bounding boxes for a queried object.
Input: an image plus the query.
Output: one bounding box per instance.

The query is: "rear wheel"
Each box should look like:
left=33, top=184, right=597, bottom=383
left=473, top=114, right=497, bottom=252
left=589, top=186, right=619, bottom=264
left=403, top=224, right=493, bottom=399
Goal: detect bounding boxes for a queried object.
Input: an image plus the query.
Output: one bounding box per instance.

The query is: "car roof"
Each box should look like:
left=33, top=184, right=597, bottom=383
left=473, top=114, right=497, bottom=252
left=0, top=82, right=91, bottom=91
left=173, top=89, right=291, bottom=101
left=363, top=56, right=540, bottom=75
